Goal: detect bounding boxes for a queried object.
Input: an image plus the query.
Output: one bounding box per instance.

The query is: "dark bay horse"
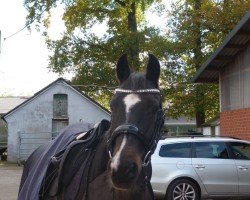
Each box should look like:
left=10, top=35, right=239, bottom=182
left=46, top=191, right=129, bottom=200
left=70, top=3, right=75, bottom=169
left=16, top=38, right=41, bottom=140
left=18, top=54, right=165, bottom=200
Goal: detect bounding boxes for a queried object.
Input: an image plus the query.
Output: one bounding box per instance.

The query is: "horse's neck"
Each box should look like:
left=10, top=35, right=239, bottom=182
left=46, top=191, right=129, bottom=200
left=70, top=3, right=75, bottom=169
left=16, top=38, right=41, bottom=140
left=91, top=133, right=110, bottom=174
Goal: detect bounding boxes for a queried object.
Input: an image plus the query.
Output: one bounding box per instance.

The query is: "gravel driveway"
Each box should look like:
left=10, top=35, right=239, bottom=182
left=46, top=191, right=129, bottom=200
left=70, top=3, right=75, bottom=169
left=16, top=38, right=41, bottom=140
left=0, top=162, right=23, bottom=200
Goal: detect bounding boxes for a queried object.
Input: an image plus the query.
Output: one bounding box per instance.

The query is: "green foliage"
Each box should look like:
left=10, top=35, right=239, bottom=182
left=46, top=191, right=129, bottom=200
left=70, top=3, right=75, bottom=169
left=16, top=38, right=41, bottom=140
left=24, top=0, right=168, bottom=107
left=162, top=0, right=250, bottom=123
left=23, top=0, right=250, bottom=123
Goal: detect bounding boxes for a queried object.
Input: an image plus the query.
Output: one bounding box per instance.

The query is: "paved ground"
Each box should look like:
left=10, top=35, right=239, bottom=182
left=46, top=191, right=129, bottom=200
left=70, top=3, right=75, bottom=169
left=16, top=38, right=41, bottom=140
left=0, top=161, right=23, bottom=200
left=0, top=161, right=246, bottom=200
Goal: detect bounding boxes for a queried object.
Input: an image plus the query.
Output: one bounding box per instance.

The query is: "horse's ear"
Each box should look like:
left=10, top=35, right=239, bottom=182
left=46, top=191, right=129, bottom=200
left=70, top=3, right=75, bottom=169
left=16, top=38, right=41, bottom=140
left=116, top=54, right=131, bottom=83
left=146, top=54, right=160, bottom=88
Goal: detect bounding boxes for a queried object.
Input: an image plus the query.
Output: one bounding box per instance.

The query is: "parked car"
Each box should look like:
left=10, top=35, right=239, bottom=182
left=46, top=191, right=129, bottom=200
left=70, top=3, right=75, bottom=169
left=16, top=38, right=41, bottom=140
left=151, top=136, right=250, bottom=200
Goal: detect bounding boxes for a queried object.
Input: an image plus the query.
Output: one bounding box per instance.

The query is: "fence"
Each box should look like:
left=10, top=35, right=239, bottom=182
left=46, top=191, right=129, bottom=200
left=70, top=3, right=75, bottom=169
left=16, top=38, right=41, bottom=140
left=0, top=134, right=7, bottom=145
left=0, top=135, right=7, bottom=156
left=17, top=131, right=57, bottom=164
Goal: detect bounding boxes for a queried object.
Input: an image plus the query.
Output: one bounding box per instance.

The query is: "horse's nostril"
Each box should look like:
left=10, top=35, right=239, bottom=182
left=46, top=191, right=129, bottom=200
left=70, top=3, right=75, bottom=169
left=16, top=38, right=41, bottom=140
left=125, top=162, right=138, bottom=178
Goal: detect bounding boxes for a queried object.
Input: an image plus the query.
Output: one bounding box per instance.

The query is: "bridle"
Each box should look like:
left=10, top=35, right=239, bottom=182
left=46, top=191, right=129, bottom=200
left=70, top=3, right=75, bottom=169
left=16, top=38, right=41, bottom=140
left=107, top=88, right=165, bottom=184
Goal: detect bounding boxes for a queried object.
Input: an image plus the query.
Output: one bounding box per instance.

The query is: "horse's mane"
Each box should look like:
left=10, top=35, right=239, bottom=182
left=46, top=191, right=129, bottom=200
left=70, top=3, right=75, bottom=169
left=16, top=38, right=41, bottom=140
left=121, top=72, right=155, bottom=90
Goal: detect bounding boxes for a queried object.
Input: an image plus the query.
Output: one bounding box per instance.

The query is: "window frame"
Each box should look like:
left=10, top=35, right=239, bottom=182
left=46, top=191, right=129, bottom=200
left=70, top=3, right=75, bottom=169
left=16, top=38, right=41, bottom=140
left=52, top=93, right=69, bottom=137
left=53, top=93, right=68, bottom=119
left=229, top=141, right=250, bottom=160
left=159, top=142, right=192, bottom=158
left=193, top=141, right=230, bottom=159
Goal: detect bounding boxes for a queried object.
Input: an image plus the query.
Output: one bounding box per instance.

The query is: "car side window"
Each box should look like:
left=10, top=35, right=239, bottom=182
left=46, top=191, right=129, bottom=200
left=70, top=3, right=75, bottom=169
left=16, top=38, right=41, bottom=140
left=230, top=142, right=250, bottom=160
left=159, top=142, right=191, bottom=158
left=194, top=142, right=229, bottom=159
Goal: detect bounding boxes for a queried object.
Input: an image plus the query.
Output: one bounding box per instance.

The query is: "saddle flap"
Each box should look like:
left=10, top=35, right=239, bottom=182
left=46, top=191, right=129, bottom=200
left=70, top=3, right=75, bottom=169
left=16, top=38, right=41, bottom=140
left=39, top=120, right=111, bottom=198
left=58, top=120, right=111, bottom=189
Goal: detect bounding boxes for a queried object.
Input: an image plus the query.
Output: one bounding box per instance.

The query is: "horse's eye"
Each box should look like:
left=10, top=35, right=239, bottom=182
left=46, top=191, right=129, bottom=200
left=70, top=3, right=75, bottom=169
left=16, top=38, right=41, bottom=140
left=149, top=105, right=159, bottom=115
left=110, top=101, right=116, bottom=111
left=110, top=104, right=114, bottom=111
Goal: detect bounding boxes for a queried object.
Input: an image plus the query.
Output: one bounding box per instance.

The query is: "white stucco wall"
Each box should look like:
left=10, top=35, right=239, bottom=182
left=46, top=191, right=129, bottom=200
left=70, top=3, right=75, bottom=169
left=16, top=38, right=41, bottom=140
left=202, top=125, right=220, bottom=136
left=215, top=125, right=220, bottom=136
left=4, top=80, right=110, bottom=162
left=202, top=127, right=211, bottom=135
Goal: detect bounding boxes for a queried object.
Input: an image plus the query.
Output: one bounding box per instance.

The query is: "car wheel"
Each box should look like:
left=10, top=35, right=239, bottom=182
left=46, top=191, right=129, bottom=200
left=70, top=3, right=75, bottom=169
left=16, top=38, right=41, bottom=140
left=166, top=178, right=199, bottom=200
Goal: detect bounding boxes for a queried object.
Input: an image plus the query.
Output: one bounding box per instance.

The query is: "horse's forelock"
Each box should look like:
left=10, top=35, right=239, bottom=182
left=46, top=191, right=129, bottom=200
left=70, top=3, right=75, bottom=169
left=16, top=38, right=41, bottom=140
left=120, top=72, right=155, bottom=90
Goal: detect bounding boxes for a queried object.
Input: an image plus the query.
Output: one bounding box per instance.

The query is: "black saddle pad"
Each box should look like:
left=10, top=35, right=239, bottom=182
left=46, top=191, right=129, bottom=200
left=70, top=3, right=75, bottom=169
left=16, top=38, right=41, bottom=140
left=39, top=120, right=110, bottom=199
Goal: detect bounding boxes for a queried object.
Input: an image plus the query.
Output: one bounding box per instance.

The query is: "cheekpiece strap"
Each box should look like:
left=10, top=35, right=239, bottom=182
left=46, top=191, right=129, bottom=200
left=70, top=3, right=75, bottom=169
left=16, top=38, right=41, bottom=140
left=114, top=88, right=160, bottom=94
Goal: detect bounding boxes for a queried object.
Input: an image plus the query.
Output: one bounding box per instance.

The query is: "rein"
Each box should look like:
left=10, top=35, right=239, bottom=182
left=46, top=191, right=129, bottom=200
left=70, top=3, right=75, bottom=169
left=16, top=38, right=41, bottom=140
left=107, top=88, right=165, bottom=185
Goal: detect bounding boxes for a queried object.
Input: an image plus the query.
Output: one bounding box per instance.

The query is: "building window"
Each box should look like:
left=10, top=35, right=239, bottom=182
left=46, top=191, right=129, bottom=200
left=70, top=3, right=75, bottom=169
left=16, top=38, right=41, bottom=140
left=163, top=124, right=197, bottom=136
left=52, top=94, right=68, bottom=138
left=53, top=94, right=68, bottom=118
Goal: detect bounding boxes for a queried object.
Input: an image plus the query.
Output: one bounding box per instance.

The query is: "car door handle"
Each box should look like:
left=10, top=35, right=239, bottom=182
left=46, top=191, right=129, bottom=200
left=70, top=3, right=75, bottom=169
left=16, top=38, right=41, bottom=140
left=238, top=166, right=248, bottom=170
left=194, top=165, right=205, bottom=169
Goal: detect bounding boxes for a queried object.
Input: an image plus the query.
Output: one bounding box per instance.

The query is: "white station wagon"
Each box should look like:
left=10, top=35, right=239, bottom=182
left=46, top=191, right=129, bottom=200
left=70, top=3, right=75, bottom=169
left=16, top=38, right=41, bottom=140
left=151, top=136, right=250, bottom=200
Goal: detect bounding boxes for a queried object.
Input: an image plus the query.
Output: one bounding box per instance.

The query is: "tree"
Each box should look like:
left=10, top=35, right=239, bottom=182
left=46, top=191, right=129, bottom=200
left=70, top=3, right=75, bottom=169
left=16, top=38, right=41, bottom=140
left=23, top=0, right=250, bottom=126
left=23, top=0, right=167, bottom=107
left=162, top=0, right=250, bottom=127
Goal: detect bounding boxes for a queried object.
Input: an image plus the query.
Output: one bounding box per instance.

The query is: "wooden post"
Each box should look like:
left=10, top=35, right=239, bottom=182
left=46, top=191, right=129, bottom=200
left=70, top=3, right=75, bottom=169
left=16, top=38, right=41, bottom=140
left=17, top=131, right=21, bottom=165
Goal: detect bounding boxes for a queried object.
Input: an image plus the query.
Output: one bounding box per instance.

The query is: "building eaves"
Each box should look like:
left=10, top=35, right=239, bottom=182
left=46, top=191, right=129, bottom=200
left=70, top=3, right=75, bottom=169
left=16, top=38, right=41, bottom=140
left=61, top=79, right=111, bottom=115
left=0, top=97, right=29, bottom=115
left=1, top=78, right=110, bottom=120
left=192, top=11, right=250, bottom=83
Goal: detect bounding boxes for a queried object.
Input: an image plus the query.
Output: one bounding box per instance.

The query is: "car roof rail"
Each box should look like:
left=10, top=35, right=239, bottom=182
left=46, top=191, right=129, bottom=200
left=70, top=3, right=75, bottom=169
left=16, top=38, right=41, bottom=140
left=161, top=135, right=204, bottom=139
left=216, top=135, right=242, bottom=140
left=161, top=134, right=242, bottom=140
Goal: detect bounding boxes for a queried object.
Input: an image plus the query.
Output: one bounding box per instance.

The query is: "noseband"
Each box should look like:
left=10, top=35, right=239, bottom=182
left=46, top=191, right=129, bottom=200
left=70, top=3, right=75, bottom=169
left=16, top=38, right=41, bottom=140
left=107, top=88, right=165, bottom=171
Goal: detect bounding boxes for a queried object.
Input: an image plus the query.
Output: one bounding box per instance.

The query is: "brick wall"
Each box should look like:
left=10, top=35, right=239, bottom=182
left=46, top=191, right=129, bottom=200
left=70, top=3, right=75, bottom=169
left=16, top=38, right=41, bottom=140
left=220, top=108, right=250, bottom=141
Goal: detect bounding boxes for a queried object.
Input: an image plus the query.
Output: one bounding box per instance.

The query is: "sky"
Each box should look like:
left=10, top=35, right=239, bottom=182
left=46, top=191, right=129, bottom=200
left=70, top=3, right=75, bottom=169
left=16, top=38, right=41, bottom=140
left=0, top=1, right=172, bottom=97
left=0, top=1, right=67, bottom=96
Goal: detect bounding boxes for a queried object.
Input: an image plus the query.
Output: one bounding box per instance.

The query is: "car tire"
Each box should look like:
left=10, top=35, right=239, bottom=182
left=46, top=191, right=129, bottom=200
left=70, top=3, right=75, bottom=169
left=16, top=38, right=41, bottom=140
left=165, top=178, right=200, bottom=200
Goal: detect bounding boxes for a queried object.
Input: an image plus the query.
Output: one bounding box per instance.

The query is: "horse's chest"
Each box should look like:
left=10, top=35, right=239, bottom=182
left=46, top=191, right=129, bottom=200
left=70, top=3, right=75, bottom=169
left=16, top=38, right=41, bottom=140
left=86, top=171, right=152, bottom=200
left=86, top=170, right=113, bottom=200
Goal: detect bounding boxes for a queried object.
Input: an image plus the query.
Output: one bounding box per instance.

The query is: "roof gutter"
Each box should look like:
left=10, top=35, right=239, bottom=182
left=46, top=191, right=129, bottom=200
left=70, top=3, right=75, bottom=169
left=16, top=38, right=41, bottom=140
left=192, top=11, right=250, bottom=83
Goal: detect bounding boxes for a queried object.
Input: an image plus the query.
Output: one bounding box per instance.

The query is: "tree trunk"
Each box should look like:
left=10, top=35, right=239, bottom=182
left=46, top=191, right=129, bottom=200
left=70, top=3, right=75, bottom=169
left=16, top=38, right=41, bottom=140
left=127, top=2, right=140, bottom=69
left=193, top=0, right=205, bottom=128
left=195, top=85, right=206, bottom=130
left=115, top=1, right=140, bottom=69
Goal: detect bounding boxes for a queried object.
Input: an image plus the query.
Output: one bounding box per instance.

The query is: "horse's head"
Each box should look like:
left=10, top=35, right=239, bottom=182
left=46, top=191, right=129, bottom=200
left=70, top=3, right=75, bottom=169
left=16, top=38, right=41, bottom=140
left=107, top=54, right=165, bottom=190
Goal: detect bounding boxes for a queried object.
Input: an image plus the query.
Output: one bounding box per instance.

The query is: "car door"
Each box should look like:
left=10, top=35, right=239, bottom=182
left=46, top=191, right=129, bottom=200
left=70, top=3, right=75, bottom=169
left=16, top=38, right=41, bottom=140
left=230, top=141, right=250, bottom=195
left=192, top=141, right=238, bottom=195
left=151, top=142, right=193, bottom=195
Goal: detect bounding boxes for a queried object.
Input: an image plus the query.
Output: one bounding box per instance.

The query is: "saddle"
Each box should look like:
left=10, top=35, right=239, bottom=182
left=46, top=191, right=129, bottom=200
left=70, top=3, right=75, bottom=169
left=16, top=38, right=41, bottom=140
left=39, top=120, right=110, bottom=199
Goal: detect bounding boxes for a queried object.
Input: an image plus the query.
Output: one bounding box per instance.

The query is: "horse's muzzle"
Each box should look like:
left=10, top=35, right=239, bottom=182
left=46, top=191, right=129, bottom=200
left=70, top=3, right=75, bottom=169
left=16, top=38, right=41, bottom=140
left=111, top=159, right=139, bottom=189
left=108, top=124, right=144, bottom=190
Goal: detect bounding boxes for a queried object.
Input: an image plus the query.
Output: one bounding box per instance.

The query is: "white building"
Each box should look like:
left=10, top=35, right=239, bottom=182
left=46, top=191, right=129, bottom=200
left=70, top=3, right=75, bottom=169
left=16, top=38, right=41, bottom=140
left=2, top=78, right=110, bottom=163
